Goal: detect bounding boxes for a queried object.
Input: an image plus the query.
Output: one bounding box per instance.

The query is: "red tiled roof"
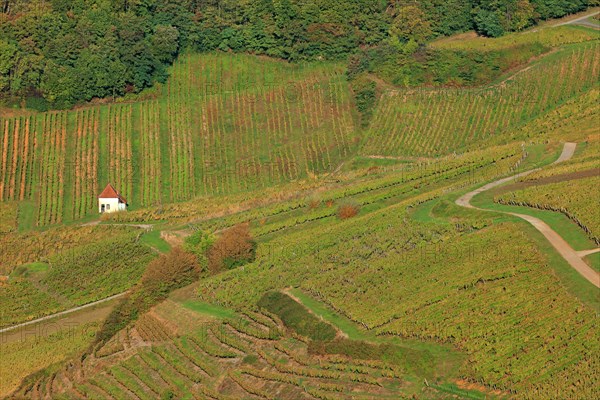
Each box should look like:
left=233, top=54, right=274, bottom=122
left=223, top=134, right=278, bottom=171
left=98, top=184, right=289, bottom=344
left=98, top=183, right=127, bottom=203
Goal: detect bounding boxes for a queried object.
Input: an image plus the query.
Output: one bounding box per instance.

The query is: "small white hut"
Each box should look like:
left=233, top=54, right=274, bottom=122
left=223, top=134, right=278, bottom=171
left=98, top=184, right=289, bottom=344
left=98, top=183, right=128, bottom=214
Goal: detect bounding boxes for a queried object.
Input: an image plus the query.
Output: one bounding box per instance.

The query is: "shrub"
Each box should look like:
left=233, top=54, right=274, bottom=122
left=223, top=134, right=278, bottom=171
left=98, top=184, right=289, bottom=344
left=160, top=390, right=175, bottom=400
left=140, top=247, right=200, bottom=298
left=184, top=230, right=215, bottom=268
left=337, top=203, right=360, bottom=220
left=207, top=223, right=256, bottom=273
left=25, top=96, right=50, bottom=112
left=307, top=195, right=322, bottom=209
left=257, top=291, right=336, bottom=341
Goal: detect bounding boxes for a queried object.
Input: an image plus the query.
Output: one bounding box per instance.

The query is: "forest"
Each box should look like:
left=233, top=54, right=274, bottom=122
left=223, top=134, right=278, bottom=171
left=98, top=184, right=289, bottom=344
left=0, top=0, right=595, bottom=109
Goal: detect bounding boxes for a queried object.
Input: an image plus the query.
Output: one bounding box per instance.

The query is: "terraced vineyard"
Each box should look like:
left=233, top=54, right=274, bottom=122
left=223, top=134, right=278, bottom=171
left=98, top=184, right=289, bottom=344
left=13, top=302, right=454, bottom=399
left=497, top=176, right=600, bottom=244
left=1, top=322, right=101, bottom=398
left=362, top=42, right=600, bottom=157
left=102, top=142, right=525, bottom=228
left=0, top=53, right=356, bottom=228
left=197, top=189, right=599, bottom=398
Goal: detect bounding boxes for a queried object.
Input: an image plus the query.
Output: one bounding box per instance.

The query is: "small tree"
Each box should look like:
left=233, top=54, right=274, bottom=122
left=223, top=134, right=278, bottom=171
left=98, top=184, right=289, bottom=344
left=141, top=247, right=200, bottom=297
left=207, top=223, right=256, bottom=274
left=389, top=5, right=432, bottom=45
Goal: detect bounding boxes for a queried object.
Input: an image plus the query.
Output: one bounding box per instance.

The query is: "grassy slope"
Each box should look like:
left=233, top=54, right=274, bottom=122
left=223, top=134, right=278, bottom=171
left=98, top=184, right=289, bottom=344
left=430, top=24, right=599, bottom=51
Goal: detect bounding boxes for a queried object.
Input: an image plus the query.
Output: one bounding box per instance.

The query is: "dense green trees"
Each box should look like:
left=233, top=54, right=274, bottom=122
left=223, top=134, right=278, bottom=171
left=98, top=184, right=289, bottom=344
left=0, top=0, right=594, bottom=109
left=472, top=0, right=592, bottom=36
left=0, top=0, right=186, bottom=108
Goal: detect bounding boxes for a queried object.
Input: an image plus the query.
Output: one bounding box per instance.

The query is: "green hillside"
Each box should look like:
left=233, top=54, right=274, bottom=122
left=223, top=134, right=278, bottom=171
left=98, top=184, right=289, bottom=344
left=362, top=41, right=599, bottom=157
left=1, top=11, right=599, bottom=400
left=1, top=38, right=599, bottom=231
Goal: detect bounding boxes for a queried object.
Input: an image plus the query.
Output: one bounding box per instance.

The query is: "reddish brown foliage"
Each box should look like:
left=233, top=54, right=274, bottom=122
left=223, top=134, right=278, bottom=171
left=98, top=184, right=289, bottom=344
left=337, top=203, right=359, bottom=220
left=207, top=223, right=256, bottom=274
left=141, top=247, right=200, bottom=292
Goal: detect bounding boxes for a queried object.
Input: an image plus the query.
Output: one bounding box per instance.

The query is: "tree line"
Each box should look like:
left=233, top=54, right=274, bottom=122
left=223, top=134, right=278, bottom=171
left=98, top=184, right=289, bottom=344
left=0, top=0, right=594, bottom=109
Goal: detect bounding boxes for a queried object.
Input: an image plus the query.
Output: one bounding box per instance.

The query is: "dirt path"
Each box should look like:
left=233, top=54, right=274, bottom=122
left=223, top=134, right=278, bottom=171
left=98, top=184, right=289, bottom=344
left=578, top=248, right=600, bottom=257
left=456, top=143, right=600, bottom=288
left=81, top=220, right=153, bottom=229
left=0, top=292, right=126, bottom=334
left=553, top=10, right=600, bottom=28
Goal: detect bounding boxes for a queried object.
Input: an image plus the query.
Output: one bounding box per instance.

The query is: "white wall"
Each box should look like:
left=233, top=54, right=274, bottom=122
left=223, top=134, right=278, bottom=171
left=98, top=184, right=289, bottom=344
left=98, top=198, right=126, bottom=214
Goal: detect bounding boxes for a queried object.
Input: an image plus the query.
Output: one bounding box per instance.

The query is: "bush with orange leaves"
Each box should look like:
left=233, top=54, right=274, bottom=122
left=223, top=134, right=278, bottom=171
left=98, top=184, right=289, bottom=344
left=337, top=203, right=360, bottom=220
left=207, top=223, right=256, bottom=274
left=141, top=247, right=200, bottom=296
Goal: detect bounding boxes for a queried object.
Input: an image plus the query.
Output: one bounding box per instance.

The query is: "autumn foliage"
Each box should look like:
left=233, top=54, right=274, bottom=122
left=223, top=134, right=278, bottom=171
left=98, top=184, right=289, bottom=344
left=337, top=203, right=360, bottom=220
left=207, top=223, right=256, bottom=273
left=141, top=247, right=200, bottom=296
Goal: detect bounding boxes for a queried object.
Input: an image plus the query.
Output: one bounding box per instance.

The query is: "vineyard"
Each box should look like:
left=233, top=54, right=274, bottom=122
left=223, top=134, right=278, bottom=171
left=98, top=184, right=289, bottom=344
left=1, top=21, right=599, bottom=400
left=164, top=53, right=356, bottom=198
left=196, top=186, right=599, bottom=398
left=37, top=112, right=67, bottom=226
left=102, top=142, right=525, bottom=230
left=0, top=42, right=598, bottom=227
left=41, top=235, right=155, bottom=304
left=0, top=116, right=35, bottom=202
left=496, top=176, right=600, bottom=244
left=0, top=229, right=155, bottom=328
left=0, top=224, right=141, bottom=275
left=0, top=53, right=357, bottom=228
left=362, top=42, right=600, bottom=157
left=12, top=299, right=469, bottom=399
left=71, top=108, right=100, bottom=220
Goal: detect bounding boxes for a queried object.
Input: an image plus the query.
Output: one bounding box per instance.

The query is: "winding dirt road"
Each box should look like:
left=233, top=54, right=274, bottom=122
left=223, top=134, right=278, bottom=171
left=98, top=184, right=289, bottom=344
left=553, top=10, right=600, bottom=28
left=456, top=143, right=600, bottom=288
